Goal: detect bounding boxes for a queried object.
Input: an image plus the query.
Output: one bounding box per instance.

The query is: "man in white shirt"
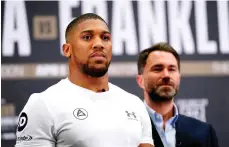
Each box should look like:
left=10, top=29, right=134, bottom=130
left=15, top=13, right=154, bottom=147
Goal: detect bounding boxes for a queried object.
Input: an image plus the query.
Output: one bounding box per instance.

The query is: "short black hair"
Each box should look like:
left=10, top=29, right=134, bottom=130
left=65, top=13, right=108, bottom=41
left=137, top=42, right=180, bottom=74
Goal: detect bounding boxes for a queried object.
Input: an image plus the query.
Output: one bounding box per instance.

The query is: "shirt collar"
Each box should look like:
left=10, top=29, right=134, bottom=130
left=144, top=101, right=179, bottom=128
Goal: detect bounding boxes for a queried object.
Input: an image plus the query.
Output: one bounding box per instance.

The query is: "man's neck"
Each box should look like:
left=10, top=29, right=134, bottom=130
left=69, top=67, right=109, bottom=93
left=145, top=93, right=174, bottom=129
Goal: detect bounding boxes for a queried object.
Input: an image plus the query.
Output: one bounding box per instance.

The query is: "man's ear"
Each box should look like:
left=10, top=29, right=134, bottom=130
left=136, top=74, right=145, bottom=89
left=62, top=43, right=71, bottom=58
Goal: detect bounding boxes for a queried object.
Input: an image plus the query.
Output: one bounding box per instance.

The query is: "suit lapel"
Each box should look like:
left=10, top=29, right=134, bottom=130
left=175, top=115, right=193, bottom=147
left=150, top=118, right=164, bottom=147
left=175, top=117, right=183, bottom=147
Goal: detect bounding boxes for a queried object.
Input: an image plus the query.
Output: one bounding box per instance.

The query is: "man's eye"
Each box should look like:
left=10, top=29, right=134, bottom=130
left=153, top=68, right=162, bottom=72
left=102, top=35, right=110, bottom=41
left=169, top=67, right=178, bottom=72
left=83, top=35, right=91, bottom=40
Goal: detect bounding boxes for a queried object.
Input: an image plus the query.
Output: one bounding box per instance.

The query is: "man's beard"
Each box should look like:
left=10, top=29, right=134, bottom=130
left=81, top=61, right=110, bottom=78
left=148, top=86, right=179, bottom=103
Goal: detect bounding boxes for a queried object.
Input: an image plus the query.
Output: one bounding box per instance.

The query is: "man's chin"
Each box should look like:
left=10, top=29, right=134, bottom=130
left=89, top=60, right=110, bottom=69
left=91, top=65, right=107, bottom=70
left=82, top=61, right=110, bottom=77
left=156, top=90, right=172, bottom=97
left=148, top=89, right=176, bottom=103
left=159, top=95, right=173, bottom=100
left=86, top=67, right=108, bottom=78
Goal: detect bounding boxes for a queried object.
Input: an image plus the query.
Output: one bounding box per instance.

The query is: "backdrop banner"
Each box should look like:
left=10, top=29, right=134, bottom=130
left=1, top=1, right=229, bottom=147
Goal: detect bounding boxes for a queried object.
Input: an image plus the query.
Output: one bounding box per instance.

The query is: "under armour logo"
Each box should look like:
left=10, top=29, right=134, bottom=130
left=73, top=108, right=88, bottom=120
left=125, top=111, right=136, bottom=119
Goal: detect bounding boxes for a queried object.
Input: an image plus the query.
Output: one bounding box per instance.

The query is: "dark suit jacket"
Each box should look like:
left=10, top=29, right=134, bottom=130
left=151, top=114, right=219, bottom=147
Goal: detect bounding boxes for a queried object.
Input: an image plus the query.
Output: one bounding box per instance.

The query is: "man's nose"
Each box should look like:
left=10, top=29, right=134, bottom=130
left=162, top=69, right=169, bottom=77
left=161, top=69, right=171, bottom=82
left=92, top=37, right=104, bottom=50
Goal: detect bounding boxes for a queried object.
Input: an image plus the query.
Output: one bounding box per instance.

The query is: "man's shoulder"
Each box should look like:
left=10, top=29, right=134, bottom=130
left=176, top=115, right=219, bottom=145
left=178, top=114, right=210, bottom=129
left=22, top=79, right=67, bottom=114
left=28, top=79, right=66, bottom=102
left=42, top=79, right=65, bottom=94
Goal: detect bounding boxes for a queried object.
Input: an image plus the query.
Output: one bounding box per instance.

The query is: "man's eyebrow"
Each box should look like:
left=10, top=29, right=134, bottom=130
left=102, top=31, right=111, bottom=34
left=150, top=64, right=177, bottom=68
left=169, top=65, right=177, bottom=68
left=80, top=30, right=93, bottom=34
left=151, top=64, right=163, bottom=68
left=80, top=30, right=111, bottom=35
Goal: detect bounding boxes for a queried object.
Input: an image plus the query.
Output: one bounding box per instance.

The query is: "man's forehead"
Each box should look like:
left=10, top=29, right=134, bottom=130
left=148, top=51, right=175, bottom=60
left=76, top=19, right=110, bottom=33
left=147, top=51, right=178, bottom=65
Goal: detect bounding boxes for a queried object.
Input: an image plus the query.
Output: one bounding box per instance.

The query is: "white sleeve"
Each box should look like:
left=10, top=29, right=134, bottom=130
left=138, top=98, right=154, bottom=145
left=15, top=93, right=56, bottom=147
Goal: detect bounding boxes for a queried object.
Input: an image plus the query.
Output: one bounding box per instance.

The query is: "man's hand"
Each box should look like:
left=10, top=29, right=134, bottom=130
left=139, top=143, right=155, bottom=147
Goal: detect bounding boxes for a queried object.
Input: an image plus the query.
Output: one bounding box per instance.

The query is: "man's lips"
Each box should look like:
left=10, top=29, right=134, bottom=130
left=158, top=83, right=174, bottom=87
left=90, top=52, right=106, bottom=58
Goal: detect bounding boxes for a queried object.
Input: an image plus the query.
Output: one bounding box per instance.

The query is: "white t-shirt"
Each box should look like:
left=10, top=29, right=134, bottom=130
left=15, top=78, right=153, bottom=147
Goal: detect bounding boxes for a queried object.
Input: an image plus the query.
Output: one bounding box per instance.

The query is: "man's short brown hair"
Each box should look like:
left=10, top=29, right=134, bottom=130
left=137, top=42, right=180, bottom=74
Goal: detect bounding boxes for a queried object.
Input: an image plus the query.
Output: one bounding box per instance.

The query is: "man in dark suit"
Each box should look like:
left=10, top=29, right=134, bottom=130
left=136, top=42, right=219, bottom=147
